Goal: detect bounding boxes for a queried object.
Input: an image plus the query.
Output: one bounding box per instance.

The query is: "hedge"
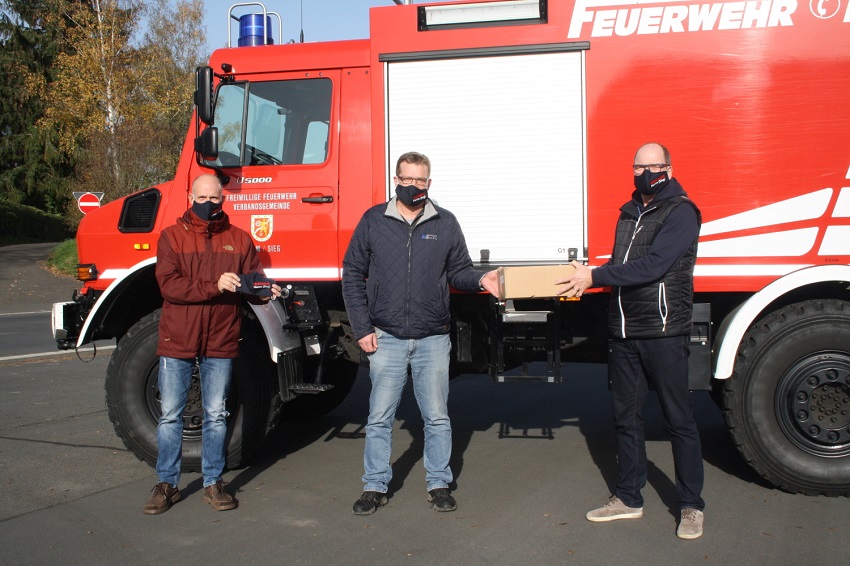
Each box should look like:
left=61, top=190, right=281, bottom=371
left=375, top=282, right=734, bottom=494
left=0, top=200, right=74, bottom=243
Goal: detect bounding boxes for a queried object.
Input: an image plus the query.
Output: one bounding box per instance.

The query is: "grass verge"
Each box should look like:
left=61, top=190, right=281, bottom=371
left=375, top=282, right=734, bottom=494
left=46, top=239, right=78, bottom=278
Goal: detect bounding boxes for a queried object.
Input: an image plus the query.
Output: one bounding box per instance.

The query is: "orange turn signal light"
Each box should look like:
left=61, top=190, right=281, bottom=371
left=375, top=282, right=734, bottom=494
left=76, top=264, right=98, bottom=282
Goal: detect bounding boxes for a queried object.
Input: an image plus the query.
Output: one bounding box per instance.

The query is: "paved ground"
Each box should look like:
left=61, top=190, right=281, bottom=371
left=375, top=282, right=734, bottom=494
left=1, top=243, right=848, bottom=564
left=0, top=243, right=77, bottom=314
left=3, top=353, right=849, bottom=565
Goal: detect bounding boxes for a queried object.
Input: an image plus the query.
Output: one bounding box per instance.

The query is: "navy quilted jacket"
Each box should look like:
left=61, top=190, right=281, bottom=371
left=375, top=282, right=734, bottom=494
left=342, top=198, right=483, bottom=340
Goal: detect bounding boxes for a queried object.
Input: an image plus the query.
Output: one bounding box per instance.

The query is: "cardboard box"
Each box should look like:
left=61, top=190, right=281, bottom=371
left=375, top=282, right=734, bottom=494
left=497, top=264, right=576, bottom=300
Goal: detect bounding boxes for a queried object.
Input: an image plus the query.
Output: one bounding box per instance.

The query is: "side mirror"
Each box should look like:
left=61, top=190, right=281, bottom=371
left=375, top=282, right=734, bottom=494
left=194, top=66, right=214, bottom=125
left=194, top=127, right=218, bottom=161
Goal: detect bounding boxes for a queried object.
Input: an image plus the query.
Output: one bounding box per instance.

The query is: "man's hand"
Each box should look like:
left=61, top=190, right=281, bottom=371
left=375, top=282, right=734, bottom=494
left=217, top=272, right=241, bottom=293
left=259, top=283, right=283, bottom=302
left=479, top=269, right=500, bottom=297
left=358, top=333, right=378, bottom=353
left=555, top=261, right=593, bottom=298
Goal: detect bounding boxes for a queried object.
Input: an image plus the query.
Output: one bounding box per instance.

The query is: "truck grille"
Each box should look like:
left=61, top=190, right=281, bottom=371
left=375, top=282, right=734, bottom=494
left=119, top=188, right=161, bottom=233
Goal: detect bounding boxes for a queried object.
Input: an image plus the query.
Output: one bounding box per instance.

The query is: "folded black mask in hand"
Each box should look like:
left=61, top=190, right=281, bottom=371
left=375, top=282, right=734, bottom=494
left=238, top=272, right=277, bottom=297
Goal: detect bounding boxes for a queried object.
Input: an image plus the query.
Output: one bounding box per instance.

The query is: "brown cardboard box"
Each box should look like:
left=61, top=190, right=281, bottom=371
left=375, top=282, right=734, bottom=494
left=497, top=264, right=576, bottom=300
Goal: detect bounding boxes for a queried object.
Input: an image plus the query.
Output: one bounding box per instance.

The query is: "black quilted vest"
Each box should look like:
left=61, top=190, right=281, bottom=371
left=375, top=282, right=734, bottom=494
left=608, top=196, right=700, bottom=338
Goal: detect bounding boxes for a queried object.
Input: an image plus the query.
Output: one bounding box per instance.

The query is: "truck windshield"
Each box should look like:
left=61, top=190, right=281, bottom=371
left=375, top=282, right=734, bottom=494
left=205, top=78, right=332, bottom=167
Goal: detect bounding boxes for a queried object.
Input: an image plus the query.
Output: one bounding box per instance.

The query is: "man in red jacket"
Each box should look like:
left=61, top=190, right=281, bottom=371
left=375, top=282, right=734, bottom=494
left=143, top=174, right=280, bottom=515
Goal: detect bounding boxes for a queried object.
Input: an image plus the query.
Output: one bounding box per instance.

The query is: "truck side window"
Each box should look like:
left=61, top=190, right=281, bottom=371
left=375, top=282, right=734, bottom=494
left=204, top=78, right=333, bottom=167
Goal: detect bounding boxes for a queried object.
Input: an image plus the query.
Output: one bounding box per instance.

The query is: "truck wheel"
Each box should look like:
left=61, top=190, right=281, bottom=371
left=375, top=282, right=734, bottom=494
left=105, top=310, right=280, bottom=472
left=723, top=299, right=850, bottom=495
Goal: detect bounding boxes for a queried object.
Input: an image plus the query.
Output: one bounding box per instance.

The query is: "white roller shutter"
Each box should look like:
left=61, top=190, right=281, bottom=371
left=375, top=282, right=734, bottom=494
left=386, top=48, right=586, bottom=264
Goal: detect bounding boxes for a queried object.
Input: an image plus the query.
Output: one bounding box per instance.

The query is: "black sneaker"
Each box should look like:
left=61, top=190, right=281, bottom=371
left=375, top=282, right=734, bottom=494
left=352, top=491, right=387, bottom=515
left=427, top=488, right=457, bottom=512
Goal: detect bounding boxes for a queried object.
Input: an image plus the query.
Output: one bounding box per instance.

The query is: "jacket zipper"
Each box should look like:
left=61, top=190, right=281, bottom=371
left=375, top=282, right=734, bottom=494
left=618, top=210, right=644, bottom=338
left=404, top=214, right=422, bottom=336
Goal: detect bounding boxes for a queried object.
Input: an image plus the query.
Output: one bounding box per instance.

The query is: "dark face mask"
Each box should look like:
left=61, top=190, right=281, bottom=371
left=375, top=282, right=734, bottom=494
left=395, top=184, right=428, bottom=207
left=633, top=169, right=670, bottom=196
left=192, top=200, right=223, bottom=221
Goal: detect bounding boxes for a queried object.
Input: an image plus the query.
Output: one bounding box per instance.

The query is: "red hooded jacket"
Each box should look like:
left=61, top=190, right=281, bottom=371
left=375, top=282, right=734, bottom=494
left=155, top=209, right=262, bottom=359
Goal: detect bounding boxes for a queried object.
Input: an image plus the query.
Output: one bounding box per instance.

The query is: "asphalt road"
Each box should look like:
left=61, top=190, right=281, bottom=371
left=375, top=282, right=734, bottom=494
left=0, top=244, right=848, bottom=565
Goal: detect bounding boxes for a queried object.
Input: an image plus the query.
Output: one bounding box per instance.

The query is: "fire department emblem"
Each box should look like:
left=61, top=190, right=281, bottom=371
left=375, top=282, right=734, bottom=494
left=251, top=215, right=273, bottom=242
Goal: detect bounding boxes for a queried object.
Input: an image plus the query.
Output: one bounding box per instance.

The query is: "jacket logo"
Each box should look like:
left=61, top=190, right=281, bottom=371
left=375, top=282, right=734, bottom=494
left=223, top=244, right=234, bottom=251
left=422, top=234, right=437, bottom=240
left=251, top=215, right=273, bottom=242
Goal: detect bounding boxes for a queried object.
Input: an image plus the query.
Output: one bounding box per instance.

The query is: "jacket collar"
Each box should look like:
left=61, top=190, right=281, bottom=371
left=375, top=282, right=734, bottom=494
left=179, top=208, right=230, bottom=235
left=628, top=177, right=687, bottom=212
left=384, top=197, right=439, bottom=224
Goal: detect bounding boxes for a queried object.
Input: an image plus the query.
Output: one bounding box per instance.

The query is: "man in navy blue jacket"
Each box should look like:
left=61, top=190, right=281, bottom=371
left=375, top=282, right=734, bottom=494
left=556, top=142, right=705, bottom=539
left=342, top=151, right=499, bottom=515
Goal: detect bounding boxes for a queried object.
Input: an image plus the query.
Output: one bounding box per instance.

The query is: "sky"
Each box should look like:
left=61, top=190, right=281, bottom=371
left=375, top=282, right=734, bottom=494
left=199, top=0, right=405, bottom=52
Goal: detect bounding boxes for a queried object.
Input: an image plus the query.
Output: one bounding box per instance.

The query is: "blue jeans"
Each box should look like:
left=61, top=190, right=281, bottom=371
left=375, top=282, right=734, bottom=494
left=609, top=336, right=705, bottom=511
left=363, top=330, right=452, bottom=493
left=156, top=356, right=232, bottom=488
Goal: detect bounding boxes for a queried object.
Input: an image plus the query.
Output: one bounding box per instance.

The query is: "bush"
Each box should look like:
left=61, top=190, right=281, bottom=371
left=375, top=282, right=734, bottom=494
left=0, top=200, right=74, bottom=244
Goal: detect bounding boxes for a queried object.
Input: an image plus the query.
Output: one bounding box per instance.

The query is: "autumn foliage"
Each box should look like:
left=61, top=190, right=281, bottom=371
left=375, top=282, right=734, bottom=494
left=0, top=0, right=207, bottom=224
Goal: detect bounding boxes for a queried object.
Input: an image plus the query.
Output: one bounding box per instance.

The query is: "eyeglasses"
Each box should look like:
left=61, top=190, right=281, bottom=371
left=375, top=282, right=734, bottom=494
left=633, top=163, right=670, bottom=173
left=397, top=176, right=430, bottom=187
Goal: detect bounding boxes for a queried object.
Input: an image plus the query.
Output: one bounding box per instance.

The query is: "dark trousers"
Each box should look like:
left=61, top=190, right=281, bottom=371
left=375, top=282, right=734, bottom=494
left=609, top=335, right=705, bottom=511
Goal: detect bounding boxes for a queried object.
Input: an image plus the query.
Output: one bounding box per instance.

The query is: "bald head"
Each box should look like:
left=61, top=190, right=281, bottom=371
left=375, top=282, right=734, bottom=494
left=634, top=143, right=670, bottom=167
left=190, top=174, right=223, bottom=203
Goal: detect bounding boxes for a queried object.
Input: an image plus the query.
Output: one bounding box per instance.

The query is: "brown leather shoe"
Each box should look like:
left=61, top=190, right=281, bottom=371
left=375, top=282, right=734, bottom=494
left=203, top=480, right=238, bottom=511
left=143, top=482, right=180, bottom=515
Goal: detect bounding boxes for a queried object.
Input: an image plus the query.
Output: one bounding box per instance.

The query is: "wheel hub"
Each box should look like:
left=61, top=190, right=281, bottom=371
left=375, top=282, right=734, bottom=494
left=183, top=370, right=203, bottom=432
left=777, top=352, right=850, bottom=456
left=145, top=362, right=206, bottom=440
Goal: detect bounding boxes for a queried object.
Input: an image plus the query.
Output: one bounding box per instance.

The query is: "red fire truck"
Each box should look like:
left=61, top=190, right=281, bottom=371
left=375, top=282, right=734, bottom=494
left=52, top=0, right=850, bottom=495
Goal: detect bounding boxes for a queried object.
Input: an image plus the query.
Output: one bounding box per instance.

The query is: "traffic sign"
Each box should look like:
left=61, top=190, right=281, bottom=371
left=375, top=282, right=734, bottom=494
left=74, top=192, right=104, bottom=214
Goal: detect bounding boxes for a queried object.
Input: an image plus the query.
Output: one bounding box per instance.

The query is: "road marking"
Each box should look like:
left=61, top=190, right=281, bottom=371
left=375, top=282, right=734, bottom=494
left=0, top=345, right=116, bottom=362
left=0, top=311, right=51, bottom=316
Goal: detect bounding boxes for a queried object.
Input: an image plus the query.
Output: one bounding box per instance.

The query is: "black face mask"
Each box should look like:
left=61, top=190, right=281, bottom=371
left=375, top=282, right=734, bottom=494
left=395, top=184, right=428, bottom=207
left=633, top=169, right=670, bottom=196
left=192, top=200, right=223, bottom=221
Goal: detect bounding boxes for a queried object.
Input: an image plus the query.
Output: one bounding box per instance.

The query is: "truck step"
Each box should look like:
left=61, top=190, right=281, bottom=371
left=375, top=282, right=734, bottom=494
left=288, top=382, right=336, bottom=395
left=493, top=360, right=562, bottom=383
left=493, top=373, right=560, bottom=383
left=490, top=299, right=563, bottom=384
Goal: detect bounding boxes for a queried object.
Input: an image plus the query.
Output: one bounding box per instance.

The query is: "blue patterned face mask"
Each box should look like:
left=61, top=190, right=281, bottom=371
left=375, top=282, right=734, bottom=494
left=192, top=200, right=223, bottom=221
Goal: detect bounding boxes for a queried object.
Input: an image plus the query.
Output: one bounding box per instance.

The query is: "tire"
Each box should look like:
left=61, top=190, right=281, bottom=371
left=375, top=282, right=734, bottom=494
left=723, top=299, right=850, bottom=495
left=105, top=310, right=280, bottom=472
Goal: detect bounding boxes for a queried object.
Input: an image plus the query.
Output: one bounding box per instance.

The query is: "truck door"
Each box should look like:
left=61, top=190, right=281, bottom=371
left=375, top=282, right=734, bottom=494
left=383, top=46, right=587, bottom=265
left=207, top=72, right=341, bottom=280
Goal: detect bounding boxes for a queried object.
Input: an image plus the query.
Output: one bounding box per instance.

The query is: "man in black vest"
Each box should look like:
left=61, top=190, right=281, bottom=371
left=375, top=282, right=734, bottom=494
left=556, top=142, right=705, bottom=539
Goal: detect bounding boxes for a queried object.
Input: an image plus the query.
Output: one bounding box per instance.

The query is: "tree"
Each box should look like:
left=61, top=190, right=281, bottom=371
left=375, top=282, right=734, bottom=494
left=39, top=0, right=141, bottom=191
left=120, top=0, right=206, bottom=193
left=0, top=0, right=206, bottom=220
left=45, top=0, right=206, bottom=205
left=0, top=0, right=75, bottom=214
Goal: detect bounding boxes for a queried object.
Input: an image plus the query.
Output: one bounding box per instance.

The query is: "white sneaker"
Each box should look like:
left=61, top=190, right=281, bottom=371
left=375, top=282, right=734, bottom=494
left=677, top=508, right=704, bottom=539
left=586, top=496, right=643, bottom=522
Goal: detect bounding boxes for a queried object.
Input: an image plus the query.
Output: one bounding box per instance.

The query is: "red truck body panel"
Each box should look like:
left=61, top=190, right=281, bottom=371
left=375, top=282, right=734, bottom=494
left=76, top=0, right=850, bottom=295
